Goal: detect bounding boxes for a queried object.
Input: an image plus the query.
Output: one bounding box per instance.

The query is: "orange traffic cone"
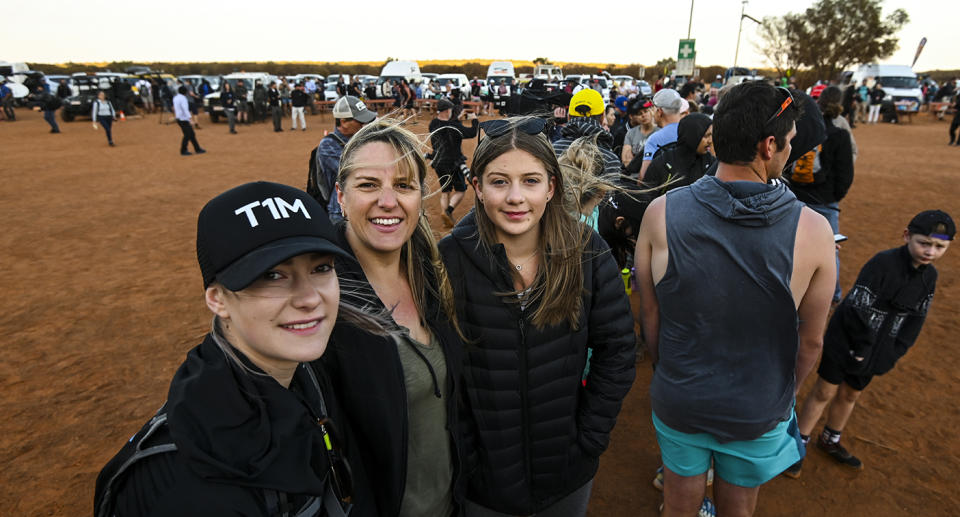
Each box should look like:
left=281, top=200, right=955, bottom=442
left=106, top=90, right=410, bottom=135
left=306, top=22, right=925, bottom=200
left=119, top=111, right=126, bottom=121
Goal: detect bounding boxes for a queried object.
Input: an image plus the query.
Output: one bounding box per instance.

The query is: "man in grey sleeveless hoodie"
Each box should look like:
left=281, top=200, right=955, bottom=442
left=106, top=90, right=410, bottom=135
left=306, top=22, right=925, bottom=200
left=634, top=82, right=836, bottom=517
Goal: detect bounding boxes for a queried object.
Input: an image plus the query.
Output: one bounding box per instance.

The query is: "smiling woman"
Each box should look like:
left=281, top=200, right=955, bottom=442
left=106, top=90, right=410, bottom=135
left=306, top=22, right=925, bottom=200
left=321, top=119, right=466, bottom=517
left=94, top=181, right=390, bottom=517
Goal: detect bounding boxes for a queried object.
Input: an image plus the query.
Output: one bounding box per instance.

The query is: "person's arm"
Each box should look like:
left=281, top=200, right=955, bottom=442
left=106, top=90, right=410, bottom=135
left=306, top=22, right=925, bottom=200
left=638, top=159, right=652, bottom=182
left=831, top=129, right=855, bottom=202
left=579, top=235, right=637, bottom=457
left=622, top=145, right=634, bottom=165
left=459, top=117, right=479, bottom=138
left=793, top=208, right=837, bottom=391
left=634, top=196, right=666, bottom=365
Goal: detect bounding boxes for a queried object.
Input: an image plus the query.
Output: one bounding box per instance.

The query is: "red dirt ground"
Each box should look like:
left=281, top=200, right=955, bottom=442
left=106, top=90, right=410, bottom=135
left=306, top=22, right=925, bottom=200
left=1, top=107, right=957, bottom=516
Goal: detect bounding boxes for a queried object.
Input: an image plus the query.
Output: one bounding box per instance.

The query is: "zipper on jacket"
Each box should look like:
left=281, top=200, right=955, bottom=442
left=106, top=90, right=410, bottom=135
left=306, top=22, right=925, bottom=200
left=518, top=315, right=535, bottom=505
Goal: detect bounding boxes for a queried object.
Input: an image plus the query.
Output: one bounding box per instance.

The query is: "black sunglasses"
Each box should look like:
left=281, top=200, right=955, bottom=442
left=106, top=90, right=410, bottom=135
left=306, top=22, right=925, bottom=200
left=765, top=87, right=795, bottom=125
left=317, top=417, right=354, bottom=505
left=480, top=117, right=547, bottom=138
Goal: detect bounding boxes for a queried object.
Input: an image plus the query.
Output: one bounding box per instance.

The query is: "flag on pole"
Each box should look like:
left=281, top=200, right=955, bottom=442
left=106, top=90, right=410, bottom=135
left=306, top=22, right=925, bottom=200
left=912, top=37, right=927, bottom=68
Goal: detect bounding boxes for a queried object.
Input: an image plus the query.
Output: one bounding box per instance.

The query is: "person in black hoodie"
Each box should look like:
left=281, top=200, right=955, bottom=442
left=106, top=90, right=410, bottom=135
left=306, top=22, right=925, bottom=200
left=552, top=88, right=624, bottom=177
left=439, top=117, right=636, bottom=516
left=95, top=181, right=386, bottom=517
left=320, top=119, right=465, bottom=517
left=429, top=97, right=478, bottom=226
left=640, top=112, right=716, bottom=195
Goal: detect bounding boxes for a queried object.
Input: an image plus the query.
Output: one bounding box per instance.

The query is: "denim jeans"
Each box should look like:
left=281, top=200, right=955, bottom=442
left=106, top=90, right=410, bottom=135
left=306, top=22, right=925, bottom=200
left=43, top=109, right=59, bottom=132
left=808, top=202, right=842, bottom=302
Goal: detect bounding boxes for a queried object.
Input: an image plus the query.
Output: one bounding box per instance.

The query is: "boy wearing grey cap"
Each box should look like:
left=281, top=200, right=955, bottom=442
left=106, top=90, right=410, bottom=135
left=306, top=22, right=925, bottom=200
left=789, top=210, right=954, bottom=476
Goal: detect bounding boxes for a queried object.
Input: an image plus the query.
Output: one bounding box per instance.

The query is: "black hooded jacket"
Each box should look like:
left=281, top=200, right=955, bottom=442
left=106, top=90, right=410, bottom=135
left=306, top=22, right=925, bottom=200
left=551, top=117, right=625, bottom=176
left=642, top=113, right=716, bottom=194
left=318, top=223, right=465, bottom=517
left=99, top=334, right=364, bottom=516
left=438, top=211, right=636, bottom=514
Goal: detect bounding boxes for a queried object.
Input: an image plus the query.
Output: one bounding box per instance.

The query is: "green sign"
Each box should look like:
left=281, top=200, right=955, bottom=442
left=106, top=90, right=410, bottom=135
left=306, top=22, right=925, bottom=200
left=678, top=39, right=696, bottom=61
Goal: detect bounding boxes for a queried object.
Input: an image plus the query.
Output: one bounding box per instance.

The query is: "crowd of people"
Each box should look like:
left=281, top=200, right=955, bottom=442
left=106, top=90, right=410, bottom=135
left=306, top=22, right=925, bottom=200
left=3, top=65, right=951, bottom=516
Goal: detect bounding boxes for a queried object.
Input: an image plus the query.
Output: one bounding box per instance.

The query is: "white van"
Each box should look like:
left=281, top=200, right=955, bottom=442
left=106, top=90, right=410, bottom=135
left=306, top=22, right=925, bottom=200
left=847, top=63, right=922, bottom=111
left=487, top=61, right=516, bottom=94
left=380, top=60, right=421, bottom=84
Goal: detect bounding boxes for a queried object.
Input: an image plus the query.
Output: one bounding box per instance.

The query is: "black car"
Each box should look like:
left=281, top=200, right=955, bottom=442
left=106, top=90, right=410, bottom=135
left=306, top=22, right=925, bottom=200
left=61, top=75, right=113, bottom=121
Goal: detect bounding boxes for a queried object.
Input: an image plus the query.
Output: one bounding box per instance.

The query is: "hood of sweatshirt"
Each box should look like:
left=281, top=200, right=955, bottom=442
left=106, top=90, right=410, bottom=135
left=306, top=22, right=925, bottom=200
left=560, top=117, right=615, bottom=149
left=689, top=175, right=800, bottom=228
left=677, top=113, right=712, bottom=153
left=166, top=334, right=331, bottom=495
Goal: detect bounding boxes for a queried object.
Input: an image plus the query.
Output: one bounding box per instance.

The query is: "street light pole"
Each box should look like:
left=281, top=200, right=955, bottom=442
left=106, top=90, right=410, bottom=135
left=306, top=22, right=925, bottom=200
left=733, top=0, right=747, bottom=68
left=687, top=0, right=695, bottom=39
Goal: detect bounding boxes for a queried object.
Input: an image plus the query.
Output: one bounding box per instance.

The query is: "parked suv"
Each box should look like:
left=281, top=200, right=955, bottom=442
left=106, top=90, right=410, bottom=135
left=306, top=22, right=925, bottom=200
left=203, top=72, right=276, bottom=122
left=61, top=75, right=114, bottom=121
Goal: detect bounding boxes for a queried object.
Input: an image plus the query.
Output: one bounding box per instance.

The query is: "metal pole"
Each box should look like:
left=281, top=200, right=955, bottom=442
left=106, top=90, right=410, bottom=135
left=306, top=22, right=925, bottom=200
left=687, top=0, right=695, bottom=38
left=733, top=0, right=747, bottom=68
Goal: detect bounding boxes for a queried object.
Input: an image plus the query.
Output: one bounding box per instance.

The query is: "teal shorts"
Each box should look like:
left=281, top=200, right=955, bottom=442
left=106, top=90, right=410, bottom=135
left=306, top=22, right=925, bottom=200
left=652, top=410, right=804, bottom=488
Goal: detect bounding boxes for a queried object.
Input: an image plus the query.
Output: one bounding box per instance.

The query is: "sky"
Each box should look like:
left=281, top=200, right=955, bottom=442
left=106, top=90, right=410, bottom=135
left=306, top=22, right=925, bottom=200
left=3, top=0, right=954, bottom=72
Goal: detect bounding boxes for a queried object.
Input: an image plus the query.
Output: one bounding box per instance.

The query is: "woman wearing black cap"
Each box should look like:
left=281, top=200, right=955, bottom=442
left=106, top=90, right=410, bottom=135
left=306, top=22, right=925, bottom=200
left=320, top=119, right=465, bottom=517
left=95, top=182, right=386, bottom=517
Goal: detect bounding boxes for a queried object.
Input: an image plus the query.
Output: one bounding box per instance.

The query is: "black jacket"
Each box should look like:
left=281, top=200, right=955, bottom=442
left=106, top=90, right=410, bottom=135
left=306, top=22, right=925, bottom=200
left=824, top=245, right=937, bottom=376
left=785, top=118, right=854, bottom=206
left=428, top=117, right=478, bottom=169
left=292, top=89, right=310, bottom=108
left=318, top=223, right=465, bottom=517
left=438, top=211, right=636, bottom=514
left=551, top=117, right=625, bottom=176
left=98, top=334, right=366, bottom=516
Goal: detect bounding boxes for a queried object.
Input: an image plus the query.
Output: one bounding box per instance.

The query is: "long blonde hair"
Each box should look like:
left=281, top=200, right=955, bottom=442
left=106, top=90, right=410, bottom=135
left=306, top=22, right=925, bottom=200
left=471, top=117, right=592, bottom=330
left=337, top=118, right=460, bottom=331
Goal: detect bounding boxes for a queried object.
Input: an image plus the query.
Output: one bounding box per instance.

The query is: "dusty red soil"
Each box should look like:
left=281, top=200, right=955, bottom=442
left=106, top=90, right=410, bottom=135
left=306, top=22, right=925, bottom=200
left=1, top=107, right=957, bottom=516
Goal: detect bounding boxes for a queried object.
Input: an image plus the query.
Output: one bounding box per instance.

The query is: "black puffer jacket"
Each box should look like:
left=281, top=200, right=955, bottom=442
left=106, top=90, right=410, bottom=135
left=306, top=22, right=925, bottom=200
left=319, top=223, right=464, bottom=517
left=438, top=211, right=636, bottom=514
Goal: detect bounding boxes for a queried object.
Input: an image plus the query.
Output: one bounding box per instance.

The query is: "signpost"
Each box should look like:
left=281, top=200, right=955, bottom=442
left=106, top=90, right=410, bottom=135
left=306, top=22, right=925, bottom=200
left=677, top=39, right=696, bottom=76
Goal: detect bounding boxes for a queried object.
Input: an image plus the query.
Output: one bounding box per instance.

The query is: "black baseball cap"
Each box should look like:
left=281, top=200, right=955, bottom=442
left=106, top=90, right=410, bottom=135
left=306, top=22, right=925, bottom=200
left=196, top=182, right=352, bottom=291
left=908, top=210, right=955, bottom=241
left=437, top=98, right=455, bottom=112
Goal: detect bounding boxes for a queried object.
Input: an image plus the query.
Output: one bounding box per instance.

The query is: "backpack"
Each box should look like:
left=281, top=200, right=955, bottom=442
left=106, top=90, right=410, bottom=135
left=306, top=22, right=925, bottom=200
left=94, top=366, right=350, bottom=517
left=785, top=144, right=824, bottom=185
left=306, top=133, right=347, bottom=208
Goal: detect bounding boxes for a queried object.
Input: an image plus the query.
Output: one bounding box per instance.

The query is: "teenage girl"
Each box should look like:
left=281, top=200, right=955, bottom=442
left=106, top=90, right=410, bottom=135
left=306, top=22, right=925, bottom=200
left=439, top=117, right=637, bottom=516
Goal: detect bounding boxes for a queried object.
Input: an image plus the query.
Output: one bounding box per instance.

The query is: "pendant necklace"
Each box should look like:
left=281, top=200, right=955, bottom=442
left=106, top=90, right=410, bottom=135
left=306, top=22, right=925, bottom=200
left=510, top=249, right=539, bottom=272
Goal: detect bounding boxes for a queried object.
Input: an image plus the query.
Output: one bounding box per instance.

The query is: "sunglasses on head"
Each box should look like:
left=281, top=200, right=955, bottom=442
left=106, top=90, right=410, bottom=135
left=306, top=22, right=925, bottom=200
left=765, top=86, right=796, bottom=125
left=480, top=117, right=547, bottom=138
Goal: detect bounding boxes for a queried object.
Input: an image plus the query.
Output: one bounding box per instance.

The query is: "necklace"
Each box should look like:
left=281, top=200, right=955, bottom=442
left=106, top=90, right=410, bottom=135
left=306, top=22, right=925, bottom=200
left=749, top=166, right=768, bottom=183
left=509, top=249, right=539, bottom=272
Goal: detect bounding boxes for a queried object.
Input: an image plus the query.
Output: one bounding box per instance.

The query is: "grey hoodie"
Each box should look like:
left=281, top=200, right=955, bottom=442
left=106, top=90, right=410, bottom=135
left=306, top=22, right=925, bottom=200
left=650, top=175, right=805, bottom=442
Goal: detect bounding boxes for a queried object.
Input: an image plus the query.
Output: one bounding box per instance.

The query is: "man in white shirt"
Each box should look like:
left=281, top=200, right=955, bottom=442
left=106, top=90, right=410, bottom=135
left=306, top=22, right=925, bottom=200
left=174, top=86, right=205, bottom=156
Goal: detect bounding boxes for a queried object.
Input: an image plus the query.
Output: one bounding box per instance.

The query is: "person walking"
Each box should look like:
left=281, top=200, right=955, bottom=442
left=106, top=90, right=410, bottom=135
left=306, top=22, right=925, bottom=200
left=235, top=80, right=250, bottom=125
left=221, top=81, right=238, bottom=134
left=439, top=116, right=637, bottom=517
left=948, top=92, right=960, bottom=145
left=91, top=90, right=118, bottom=146
left=94, top=181, right=385, bottom=517
left=428, top=98, right=478, bottom=226
left=31, top=86, right=61, bottom=133
left=1, top=79, right=15, bottom=121
left=174, top=86, right=205, bottom=156
left=291, top=82, right=309, bottom=131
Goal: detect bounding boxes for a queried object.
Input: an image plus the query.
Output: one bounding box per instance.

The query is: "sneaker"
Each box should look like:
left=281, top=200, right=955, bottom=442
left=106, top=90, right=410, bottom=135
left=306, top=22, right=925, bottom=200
left=196, top=149, right=207, bottom=155
left=782, top=459, right=803, bottom=479
left=441, top=211, right=454, bottom=227
left=817, top=437, right=863, bottom=469
left=181, top=151, right=192, bottom=156
left=699, top=496, right=716, bottom=517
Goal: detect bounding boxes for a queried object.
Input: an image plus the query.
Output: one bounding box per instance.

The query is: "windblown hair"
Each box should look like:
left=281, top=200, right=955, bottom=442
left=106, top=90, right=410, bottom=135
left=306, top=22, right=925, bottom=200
left=471, top=117, right=595, bottom=330
left=336, top=118, right=460, bottom=333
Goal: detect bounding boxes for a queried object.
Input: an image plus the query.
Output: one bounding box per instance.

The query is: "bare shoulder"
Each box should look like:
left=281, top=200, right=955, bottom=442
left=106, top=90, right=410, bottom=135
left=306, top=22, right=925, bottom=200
left=640, top=196, right=666, bottom=241
left=797, top=207, right=835, bottom=249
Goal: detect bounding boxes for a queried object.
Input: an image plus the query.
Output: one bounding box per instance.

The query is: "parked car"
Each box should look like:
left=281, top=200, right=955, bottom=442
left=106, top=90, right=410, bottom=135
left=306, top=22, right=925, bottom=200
left=203, top=72, right=277, bottom=122
left=323, top=82, right=339, bottom=101
left=61, top=75, right=114, bottom=121
left=179, top=74, right=221, bottom=93
left=45, top=74, right=72, bottom=94
left=291, top=73, right=325, bottom=86
left=435, top=73, right=471, bottom=99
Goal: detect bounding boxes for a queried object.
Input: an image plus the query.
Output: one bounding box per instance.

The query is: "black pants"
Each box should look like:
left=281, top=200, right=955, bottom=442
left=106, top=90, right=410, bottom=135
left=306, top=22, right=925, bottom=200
left=950, top=112, right=960, bottom=144
left=177, top=120, right=202, bottom=153
left=98, top=115, right=114, bottom=144
left=272, top=105, right=283, bottom=131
